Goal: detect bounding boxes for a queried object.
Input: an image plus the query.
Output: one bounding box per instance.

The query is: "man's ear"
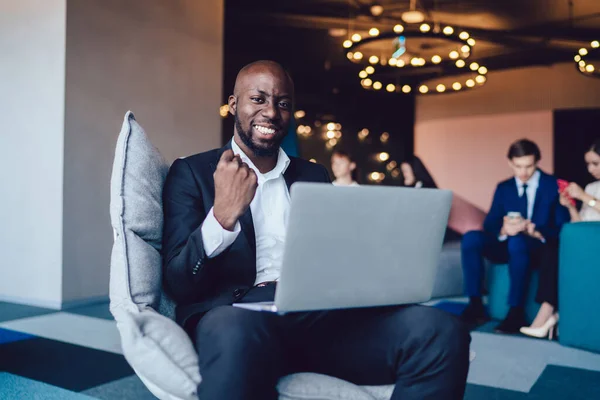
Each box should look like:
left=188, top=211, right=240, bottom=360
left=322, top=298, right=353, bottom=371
left=228, top=95, right=236, bottom=115
left=350, top=162, right=356, bottom=172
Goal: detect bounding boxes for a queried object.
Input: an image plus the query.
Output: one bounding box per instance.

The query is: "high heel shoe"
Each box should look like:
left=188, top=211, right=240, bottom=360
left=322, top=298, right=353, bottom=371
left=520, top=314, right=559, bottom=340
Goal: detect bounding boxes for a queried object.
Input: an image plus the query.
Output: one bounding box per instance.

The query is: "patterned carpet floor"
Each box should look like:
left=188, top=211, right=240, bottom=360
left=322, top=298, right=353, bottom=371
left=0, top=299, right=599, bottom=399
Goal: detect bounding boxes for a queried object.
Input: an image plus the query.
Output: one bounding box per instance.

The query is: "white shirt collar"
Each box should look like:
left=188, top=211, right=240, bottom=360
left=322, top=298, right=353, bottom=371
left=515, top=169, right=541, bottom=189
left=230, top=138, right=290, bottom=181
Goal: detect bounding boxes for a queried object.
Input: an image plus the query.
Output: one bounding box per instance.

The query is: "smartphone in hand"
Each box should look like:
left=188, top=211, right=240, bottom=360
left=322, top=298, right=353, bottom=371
left=506, top=211, right=523, bottom=220
left=557, top=179, right=576, bottom=206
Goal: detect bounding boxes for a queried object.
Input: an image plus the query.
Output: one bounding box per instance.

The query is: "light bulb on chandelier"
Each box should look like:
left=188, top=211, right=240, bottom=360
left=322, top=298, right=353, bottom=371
left=574, top=40, right=600, bottom=79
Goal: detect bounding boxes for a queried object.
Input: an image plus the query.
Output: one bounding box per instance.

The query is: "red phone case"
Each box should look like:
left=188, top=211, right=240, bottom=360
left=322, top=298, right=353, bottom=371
left=557, top=179, right=576, bottom=206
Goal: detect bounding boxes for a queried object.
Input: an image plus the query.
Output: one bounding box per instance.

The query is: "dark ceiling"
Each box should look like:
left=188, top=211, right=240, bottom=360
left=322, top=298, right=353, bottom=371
left=225, top=0, right=600, bottom=76
left=223, top=0, right=600, bottom=108
left=221, top=0, right=600, bottom=180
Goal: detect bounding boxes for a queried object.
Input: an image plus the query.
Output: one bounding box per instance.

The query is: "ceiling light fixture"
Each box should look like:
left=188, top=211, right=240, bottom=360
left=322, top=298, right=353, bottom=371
left=402, top=0, right=425, bottom=24
left=574, top=40, right=600, bottom=79
left=329, top=28, right=347, bottom=38
left=219, top=104, right=229, bottom=118
left=359, top=61, right=489, bottom=96
left=345, top=23, right=486, bottom=96
left=344, top=25, right=474, bottom=69
left=370, top=4, right=384, bottom=17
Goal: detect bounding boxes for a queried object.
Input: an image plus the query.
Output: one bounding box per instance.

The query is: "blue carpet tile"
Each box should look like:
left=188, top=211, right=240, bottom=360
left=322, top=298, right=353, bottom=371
left=464, top=383, right=527, bottom=400
left=0, top=337, right=134, bottom=391
left=528, top=365, right=600, bottom=399
left=0, top=327, right=34, bottom=345
left=0, top=301, right=57, bottom=322
left=0, top=373, right=95, bottom=400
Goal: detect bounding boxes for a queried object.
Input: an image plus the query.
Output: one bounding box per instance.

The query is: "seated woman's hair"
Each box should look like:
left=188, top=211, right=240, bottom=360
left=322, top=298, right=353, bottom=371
left=400, top=155, right=437, bottom=189
left=589, top=138, right=600, bottom=155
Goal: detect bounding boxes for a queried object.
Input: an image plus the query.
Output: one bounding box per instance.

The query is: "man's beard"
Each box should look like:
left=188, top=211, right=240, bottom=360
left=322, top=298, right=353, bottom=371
left=235, top=112, right=285, bottom=157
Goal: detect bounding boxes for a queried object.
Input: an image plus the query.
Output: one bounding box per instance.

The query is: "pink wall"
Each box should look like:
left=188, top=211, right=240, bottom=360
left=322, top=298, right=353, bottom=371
left=416, top=63, right=600, bottom=121
left=415, top=63, right=600, bottom=213
left=416, top=111, right=553, bottom=211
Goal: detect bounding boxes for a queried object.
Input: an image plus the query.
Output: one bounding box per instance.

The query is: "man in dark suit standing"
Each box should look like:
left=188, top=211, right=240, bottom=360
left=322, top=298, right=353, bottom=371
left=162, top=60, right=470, bottom=400
left=461, top=139, right=569, bottom=333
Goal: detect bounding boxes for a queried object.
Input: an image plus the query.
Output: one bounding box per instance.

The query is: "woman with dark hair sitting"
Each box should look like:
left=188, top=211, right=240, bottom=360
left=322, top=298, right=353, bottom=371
left=400, top=155, right=462, bottom=242
left=520, top=137, right=600, bottom=339
left=400, top=156, right=437, bottom=189
left=558, top=138, right=600, bottom=222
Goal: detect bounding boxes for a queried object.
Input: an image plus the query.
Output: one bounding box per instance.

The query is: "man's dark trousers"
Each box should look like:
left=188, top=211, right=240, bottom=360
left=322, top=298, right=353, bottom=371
left=462, top=231, right=544, bottom=306
left=192, top=285, right=471, bottom=400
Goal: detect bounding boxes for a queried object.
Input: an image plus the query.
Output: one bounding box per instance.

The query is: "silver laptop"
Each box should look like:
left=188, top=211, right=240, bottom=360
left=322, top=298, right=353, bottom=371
left=233, top=182, right=452, bottom=314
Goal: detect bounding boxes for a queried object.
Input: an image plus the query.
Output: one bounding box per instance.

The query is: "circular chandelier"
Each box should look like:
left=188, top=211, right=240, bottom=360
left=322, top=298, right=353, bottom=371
left=343, top=23, right=476, bottom=69
left=358, top=59, right=488, bottom=94
left=574, top=40, right=600, bottom=79
left=342, top=23, right=487, bottom=94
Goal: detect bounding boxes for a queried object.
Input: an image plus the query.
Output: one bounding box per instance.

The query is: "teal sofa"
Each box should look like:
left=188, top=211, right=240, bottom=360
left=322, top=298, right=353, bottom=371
left=559, top=222, right=600, bottom=353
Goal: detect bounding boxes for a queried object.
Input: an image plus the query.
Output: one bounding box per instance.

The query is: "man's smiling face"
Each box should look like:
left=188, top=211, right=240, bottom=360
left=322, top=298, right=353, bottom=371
left=229, top=63, right=294, bottom=157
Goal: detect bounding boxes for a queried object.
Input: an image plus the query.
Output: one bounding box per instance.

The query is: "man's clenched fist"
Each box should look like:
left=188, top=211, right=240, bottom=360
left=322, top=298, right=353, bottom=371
left=213, top=149, right=258, bottom=231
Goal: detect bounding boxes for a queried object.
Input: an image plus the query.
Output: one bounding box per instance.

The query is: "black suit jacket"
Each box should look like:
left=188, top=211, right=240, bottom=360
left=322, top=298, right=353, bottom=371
left=162, top=142, right=331, bottom=328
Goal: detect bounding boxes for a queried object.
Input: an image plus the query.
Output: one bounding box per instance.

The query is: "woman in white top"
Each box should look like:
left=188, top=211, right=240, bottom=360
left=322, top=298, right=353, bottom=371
left=521, top=138, right=600, bottom=339
left=560, top=138, right=600, bottom=221
left=331, top=150, right=360, bottom=186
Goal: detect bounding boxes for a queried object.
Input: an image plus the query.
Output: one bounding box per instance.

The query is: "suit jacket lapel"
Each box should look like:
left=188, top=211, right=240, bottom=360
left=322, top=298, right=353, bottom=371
left=512, top=179, right=520, bottom=207
left=209, top=141, right=232, bottom=171
left=238, top=208, right=256, bottom=257
left=210, top=140, right=256, bottom=257
left=531, top=171, right=544, bottom=221
left=283, top=157, right=297, bottom=191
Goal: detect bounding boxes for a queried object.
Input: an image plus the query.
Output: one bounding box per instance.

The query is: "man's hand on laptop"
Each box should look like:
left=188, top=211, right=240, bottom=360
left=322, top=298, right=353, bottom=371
left=213, top=149, right=258, bottom=231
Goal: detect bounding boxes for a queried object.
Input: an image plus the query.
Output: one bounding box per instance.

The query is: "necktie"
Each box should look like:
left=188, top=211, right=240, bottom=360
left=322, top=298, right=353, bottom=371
left=520, top=183, right=529, bottom=219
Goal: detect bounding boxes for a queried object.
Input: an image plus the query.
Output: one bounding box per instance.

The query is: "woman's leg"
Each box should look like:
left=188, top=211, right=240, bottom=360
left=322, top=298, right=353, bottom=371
left=530, top=238, right=559, bottom=328
left=530, top=301, right=555, bottom=328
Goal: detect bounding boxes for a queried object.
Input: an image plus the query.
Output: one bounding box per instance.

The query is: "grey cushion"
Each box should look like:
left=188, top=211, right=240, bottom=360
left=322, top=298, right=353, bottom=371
left=116, top=308, right=201, bottom=400
left=109, top=111, right=200, bottom=400
left=278, top=373, right=393, bottom=400
left=109, top=110, right=169, bottom=311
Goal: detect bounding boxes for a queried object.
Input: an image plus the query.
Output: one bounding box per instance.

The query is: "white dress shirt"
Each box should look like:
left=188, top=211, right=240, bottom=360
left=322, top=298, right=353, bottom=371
left=515, top=169, right=540, bottom=220
left=201, top=139, right=291, bottom=285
